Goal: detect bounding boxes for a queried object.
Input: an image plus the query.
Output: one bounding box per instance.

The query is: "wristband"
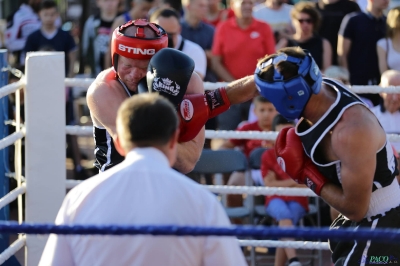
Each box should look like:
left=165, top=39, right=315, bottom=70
left=205, top=88, right=231, bottom=118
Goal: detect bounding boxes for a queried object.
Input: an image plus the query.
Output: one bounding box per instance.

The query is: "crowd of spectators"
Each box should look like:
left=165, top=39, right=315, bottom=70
left=3, top=0, right=400, bottom=264
left=4, top=0, right=400, bottom=131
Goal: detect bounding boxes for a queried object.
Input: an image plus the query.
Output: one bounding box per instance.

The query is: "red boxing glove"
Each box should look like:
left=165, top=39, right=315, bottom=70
left=178, top=94, right=209, bottom=142
left=275, top=127, right=329, bottom=195
left=177, top=88, right=231, bottom=142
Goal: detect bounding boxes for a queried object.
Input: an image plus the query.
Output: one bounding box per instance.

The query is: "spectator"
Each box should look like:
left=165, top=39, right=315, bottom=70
left=212, top=0, right=275, bottom=130
left=82, top=0, right=120, bottom=77
left=371, top=70, right=400, bottom=152
left=113, top=0, right=154, bottom=24
left=150, top=8, right=207, bottom=79
left=261, top=114, right=308, bottom=266
left=149, top=0, right=184, bottom=15
left=338, top=0, right=388, bottom=106
left=181, top=0, right=219, bottom=143
left=253, top=0, right=294, bottom=48
left=377, top=7, right=400, bottom=74
left=316, top=0, right=360, bottom=66
left=356, top=0, right=368, bottom=11
left=39, top=93, right=247, bottom=266
left=181, top=0, right=217, bottom=82
left=283, top=2, right=332, bottom=71
left=204, top=0, right=233, bottom=27
left=23, top=1, right=77, bottom=78
left=323, top=65, right=350, bottom=85
left=324, top=65, right=375, bottom=107
left=218, top=96, right=276, bottom=207
left=23, top=1, right=83, bottom=179
left=5, top=0, right=42, bottom=67
left=158, top=0, right=184, bottom=15
left=212, top=0, right=275, bottom=82
left=375, top=70, right=400, bottom=185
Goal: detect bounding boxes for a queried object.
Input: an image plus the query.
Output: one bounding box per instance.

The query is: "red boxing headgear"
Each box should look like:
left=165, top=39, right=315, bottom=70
left=111, top=19, right=168, bottom=71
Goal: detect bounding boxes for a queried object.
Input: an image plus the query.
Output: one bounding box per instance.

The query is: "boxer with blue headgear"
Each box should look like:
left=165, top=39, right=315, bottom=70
left=254, top=47, right=322, bottom=120
left=256, top=47, right=400, bottom=265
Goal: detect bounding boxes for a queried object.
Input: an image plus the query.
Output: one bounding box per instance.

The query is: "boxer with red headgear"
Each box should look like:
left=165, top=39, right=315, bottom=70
left=87, top=19, right=259, bottom=174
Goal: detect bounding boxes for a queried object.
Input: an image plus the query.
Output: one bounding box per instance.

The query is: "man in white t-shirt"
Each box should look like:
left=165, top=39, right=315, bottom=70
left=371, top=70, right=400, bottom=152
left=150, top=8, right=207, bottom=80
left=39, top=94, right=246, bottom=266
left=253, top=0, right=294, bottom=46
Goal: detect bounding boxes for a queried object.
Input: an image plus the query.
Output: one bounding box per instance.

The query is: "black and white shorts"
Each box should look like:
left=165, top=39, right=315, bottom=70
left=329, top=206, right=400, bottom=266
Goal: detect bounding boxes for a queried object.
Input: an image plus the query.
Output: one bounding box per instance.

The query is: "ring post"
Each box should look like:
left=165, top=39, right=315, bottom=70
left=0, top=50, right=10, bottom=258
left=24, top=52, right=66, bottom=266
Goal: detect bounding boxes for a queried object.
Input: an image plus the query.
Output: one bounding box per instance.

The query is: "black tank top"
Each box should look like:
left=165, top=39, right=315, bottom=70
left=296, top=78, right=398, bottom=191
left=287, top=35, right=323, bottom=70
left=93, top=78, right=136, bottom=171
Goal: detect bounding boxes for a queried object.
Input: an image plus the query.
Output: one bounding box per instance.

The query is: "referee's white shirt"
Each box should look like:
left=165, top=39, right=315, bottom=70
left=39, top=147, right=246, bottom=266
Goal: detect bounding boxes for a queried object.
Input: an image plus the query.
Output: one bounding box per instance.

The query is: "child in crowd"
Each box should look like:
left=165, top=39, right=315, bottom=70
left=261, top=114, right=308, bottom=266
left=218, top=96, right=277, bottom=207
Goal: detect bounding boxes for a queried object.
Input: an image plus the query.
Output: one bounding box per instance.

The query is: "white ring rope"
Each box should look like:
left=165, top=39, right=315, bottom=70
left=238, top=239, right=329, bottom=250
left=65, top=78, right=400, bottom=93
left=0, top=79, right=26, bottom=98
left=0, top=236, right=26, bottom=265
left=65, top=126, right=400, bottom=144
left=0, top=183, right=26, bottom=211
left=204, top=130, right=279, bottom=140
left=0, top=129, right=25, bottom=151
left=66, top=180, right=316, bottom=197
left=0, top=79, right=25, bottom=99
left=349, top=85, right=400, bottom=94
left=65, top=78, right=94, bottom=89
left=66, top=125, right=92, bottom=136
left=205, top=185, right=317, bottom=197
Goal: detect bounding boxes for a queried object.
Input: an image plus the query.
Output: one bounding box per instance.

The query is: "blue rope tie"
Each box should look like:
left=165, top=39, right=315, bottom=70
left=1, top=222, right=400, bottom=243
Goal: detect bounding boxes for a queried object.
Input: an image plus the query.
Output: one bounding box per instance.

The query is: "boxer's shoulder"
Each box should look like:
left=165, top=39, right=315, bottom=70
left=89, top=70, right=120, bottom=94
left=186, top=72, right=204, bottom=94
left=87, top=70, right=128, bottom=107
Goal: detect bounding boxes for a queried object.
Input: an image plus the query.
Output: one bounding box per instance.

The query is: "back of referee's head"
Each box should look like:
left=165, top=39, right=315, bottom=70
left=115, top=93, right=179, bottom=164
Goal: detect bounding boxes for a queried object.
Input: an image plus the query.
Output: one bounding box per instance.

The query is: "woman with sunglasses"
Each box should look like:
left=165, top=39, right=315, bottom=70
left=280, top=2, right=332, bottom=72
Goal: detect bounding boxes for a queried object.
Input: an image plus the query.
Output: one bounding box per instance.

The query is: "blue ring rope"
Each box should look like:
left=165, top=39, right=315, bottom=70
left=0, top=222, right=400, bottom=243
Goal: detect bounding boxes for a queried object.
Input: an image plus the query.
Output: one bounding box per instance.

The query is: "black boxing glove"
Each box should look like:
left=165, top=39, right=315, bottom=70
left=137, top=77, right=148, bottom=94
left=146, top=48, right=194, bottom=106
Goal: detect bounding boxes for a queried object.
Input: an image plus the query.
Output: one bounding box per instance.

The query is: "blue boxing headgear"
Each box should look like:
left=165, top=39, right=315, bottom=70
left=254, top=50, right=322, bottom=120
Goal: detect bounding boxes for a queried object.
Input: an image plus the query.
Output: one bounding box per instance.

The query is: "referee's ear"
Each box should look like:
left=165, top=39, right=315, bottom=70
left=114, top=135, right=127, bottom=157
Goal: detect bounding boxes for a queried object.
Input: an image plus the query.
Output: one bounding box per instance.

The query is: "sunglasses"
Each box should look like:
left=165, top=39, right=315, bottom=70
left=298, top=18, right=313, bottom=24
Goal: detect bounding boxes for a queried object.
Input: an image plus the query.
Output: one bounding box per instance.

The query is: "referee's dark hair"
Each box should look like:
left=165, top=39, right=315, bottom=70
left=272, top=114, right=294, bottom=131
left=116, top=94, right=179, bottom=150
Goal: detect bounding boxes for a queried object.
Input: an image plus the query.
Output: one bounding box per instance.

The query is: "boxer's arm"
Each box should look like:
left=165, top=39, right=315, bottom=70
left=174, top=72, right=206, bottom=173
left=320, top=122, right=380, bottom=222
left=225, top=76, right=259, bottom=105
left=86, top=82, right=122, bottom=138
left=175, top=128, right=205, bottom=174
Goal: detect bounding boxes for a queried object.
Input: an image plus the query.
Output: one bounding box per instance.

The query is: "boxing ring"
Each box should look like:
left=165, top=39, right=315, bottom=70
left=0, top=51, right=400, bottom=265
